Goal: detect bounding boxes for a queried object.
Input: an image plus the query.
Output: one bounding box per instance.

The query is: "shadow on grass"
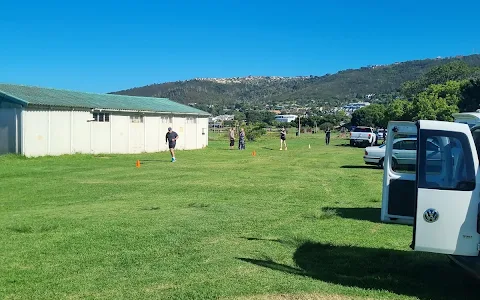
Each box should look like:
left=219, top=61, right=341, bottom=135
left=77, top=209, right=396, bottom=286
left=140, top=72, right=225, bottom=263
left=261, top=147, right=275, bottom=150
left=238, top=241, right=477, bottom=300
left=341, top=165, right=381, bottom=170
left=321, top=207, right=381, bottom=223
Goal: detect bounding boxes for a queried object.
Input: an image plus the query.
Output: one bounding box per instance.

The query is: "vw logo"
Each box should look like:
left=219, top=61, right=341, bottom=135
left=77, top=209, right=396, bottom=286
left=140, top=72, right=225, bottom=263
left=423, top=208, right=439, bottom=223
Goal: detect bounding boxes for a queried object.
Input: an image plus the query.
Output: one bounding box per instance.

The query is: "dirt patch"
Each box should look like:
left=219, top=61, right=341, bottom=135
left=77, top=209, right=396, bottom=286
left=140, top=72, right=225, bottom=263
left=370, top=224, right=381, bottom=233
left=144, top=283, right=176, bottom=293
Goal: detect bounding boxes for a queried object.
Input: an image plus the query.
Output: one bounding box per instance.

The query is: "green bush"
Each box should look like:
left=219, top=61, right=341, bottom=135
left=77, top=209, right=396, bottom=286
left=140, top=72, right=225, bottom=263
left=245, top=123, right=267, bottom=141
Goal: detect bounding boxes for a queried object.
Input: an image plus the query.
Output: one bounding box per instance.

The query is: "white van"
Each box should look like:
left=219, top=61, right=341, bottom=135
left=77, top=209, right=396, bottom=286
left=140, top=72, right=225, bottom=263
left=453, top=112, right=480, bottom=128
left=381, top=120, right=480, bottom=279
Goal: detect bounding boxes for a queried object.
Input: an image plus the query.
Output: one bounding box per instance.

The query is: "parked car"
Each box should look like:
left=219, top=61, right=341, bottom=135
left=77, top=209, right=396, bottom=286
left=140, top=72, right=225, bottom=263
left=363, top=137, right=441, bottom=169
left=350, top=126, right=376, bottom=147
left=376, top=129, right=386, bottom=140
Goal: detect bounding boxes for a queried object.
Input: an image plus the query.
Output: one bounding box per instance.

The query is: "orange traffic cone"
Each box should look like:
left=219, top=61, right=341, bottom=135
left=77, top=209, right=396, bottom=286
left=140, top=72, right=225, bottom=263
left=252, top=150, right=256, bottom=156
left=136, top=160, right=141, bottom=168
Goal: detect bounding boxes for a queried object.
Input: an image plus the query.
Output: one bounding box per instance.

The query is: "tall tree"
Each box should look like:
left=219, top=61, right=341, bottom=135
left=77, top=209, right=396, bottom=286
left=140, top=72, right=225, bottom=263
left=458, top=78, right=480, bottom=112
left=383, top=99, right=413, bottom=123
left=351, top=104, right=386, bottom=127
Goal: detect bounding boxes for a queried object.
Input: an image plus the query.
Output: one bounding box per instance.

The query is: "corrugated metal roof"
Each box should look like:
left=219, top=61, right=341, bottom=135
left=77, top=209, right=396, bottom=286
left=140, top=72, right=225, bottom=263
left=0, top=83, right=210, bottom=116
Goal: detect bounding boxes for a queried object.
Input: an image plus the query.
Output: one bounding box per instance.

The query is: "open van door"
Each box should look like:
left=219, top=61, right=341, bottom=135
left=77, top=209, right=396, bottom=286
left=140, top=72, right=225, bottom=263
left=381, top=121, right=418, bottom=225
left=413, top=120, right=480, bottom=256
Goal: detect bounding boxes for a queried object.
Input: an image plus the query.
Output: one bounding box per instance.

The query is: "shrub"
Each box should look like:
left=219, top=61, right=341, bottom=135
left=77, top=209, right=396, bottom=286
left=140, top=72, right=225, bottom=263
left=245, top=123, right=267, bottom=141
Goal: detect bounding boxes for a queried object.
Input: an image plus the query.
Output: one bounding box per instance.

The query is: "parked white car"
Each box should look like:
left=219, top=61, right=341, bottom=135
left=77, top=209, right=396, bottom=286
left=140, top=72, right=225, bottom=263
left=350, top=126, right=377, bottom=147
left=363, top=137, right=441, bottom=169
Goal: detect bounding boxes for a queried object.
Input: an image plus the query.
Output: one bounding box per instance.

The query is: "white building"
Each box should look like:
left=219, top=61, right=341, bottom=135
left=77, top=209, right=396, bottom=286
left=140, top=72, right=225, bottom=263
left=274, top=114, right=297, bottom=123
left=341, top=102, right=370, bottom=114
left=0, top=84, right=210, bottom=157
left=210, top=114, right=234, bottom=122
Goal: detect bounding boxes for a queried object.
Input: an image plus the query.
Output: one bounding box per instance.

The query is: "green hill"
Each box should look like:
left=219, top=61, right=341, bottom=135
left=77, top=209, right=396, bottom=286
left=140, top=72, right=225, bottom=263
left=112, top=54, right=480, bottom=107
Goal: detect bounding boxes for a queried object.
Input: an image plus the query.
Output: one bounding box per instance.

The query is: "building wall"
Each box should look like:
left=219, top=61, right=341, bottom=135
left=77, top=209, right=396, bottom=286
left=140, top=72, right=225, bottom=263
left=0, top=107, right=22, bottom=155
left=72, top=111, right=92, bottom=153
left=22, top=108, right=209, bottom=157
left=197, top=117, right=209, bottom=149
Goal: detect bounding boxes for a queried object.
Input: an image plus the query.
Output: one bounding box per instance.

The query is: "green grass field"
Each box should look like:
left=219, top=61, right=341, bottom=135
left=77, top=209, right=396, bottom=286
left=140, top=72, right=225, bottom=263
left=0, top=133, right=477, bottom=300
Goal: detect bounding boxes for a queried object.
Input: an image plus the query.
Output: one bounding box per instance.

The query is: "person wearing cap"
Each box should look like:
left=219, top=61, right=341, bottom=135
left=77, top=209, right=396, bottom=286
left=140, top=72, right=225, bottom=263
left=165, top=127, right=179, bottom=162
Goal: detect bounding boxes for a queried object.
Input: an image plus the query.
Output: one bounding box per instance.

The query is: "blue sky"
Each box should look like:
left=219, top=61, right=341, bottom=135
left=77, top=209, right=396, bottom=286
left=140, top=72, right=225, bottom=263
left=1, top=0, right=479, bottom=93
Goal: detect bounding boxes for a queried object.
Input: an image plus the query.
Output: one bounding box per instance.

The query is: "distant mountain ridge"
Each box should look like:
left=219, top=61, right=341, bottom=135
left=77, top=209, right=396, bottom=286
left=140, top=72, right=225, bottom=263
left=112, top=54, right=480, bottom=107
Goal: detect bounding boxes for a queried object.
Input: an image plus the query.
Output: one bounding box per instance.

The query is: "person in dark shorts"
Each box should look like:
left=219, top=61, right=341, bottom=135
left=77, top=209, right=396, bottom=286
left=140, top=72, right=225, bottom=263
left=229, top=128, right=235, bottom=150
left=280, top=127, right=287, bottom=150
left=165, top=127, right=178, bottom=162
left=325, top=127, right=331, bottom=145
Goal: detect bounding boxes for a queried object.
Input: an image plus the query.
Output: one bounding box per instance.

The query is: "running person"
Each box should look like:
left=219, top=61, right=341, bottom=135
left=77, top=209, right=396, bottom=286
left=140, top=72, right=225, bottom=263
left=165, top=127, right=179, bottom=162
left=280, top=127, right=287, bottom=150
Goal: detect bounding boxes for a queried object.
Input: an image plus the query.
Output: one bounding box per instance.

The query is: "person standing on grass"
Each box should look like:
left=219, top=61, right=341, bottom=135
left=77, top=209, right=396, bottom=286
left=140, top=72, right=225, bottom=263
left=238, top=128, right=246, bottom=150
left=280, top=127, right=287, bottom=150
left=165, top=127, right=178, bottom=162
left=229, top=127, right=235, bottom=150
left=325, top=127, right=331, bottom=145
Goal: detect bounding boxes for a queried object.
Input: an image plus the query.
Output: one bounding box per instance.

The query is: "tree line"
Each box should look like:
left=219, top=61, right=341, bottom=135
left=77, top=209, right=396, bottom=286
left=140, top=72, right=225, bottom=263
left=351, top=61, right=480, bottom=128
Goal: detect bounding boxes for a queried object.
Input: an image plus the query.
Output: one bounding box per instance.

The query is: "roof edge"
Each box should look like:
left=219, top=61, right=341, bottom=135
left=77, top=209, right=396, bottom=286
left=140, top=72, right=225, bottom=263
left=0, top=90, right=29, bottom=106
left=0, top=83, right=211, bottom=115
left=26, top=103, right=211, bottom=116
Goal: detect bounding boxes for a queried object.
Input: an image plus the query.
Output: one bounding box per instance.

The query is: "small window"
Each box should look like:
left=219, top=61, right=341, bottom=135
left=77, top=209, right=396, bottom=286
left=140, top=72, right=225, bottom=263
left=202, top=128, right=206, bottom=135
left=353, top=127, right=372, bottom=133
left=92, top=113, right=110, bottom=122
left=187, top=117, right=196, bottom=124
left=393, top=141, right=403, bottom=150
left=161, top=116, right=172, bottom=124
left=130, top=115, right=144, bottom=123
left=403, top=140, right=416, bottom=150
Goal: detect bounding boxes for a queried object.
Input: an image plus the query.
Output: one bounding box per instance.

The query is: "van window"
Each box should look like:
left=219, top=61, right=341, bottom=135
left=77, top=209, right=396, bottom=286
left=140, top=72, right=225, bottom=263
left=419, top=132, right=475, bottom=191
left=391, top=133, right=417, bottom=174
